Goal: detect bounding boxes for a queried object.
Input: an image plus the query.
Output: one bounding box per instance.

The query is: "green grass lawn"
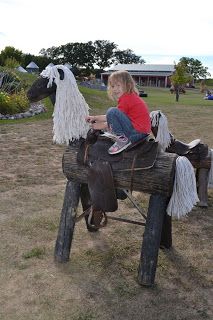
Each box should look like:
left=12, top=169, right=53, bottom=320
left=144, top=86, right=212, bottom=107
left=78, top=85, right=213, bottom=128
left=80, top=85, right=213, bottom=113
left=0, top=79, right=212, bottom=125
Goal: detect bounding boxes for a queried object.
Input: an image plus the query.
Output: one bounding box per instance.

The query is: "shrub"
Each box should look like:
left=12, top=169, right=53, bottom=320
left=0, top=68, right=22, bottom=94
left=0, top=67, right=36, bottom=116
left=22, top=247, right=46, bottom=259
left=0, top=89, right=29, bottom=115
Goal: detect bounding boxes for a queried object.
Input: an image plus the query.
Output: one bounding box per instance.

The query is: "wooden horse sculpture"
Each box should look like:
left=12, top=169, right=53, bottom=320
left=27, top=65, right=199, bottom=287
left=150, top=110, right=213, bottom=207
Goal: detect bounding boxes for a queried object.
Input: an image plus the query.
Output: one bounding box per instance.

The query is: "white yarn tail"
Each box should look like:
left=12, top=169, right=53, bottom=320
left=150, top=110, right=171, bottom=150
left=208, top=149, right=213, bottom=188
left=167, top=156, right=199, bottom=218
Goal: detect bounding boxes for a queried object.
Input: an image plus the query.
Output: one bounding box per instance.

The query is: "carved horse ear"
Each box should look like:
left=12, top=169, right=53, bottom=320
left=58, top=68, right=64, bottom=80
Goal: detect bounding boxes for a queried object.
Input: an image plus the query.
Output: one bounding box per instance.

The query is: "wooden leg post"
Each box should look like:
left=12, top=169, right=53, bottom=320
left=137, top=194, right=169, bottom=286
left=160, top=198, right=172, bottom=249
left=197, top=168, right=209, bottom=207
left=54, top=180, right=80, bottom=262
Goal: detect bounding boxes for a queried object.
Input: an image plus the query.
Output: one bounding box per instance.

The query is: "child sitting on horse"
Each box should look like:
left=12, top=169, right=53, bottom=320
left=86, top=70, right=151, bottom=154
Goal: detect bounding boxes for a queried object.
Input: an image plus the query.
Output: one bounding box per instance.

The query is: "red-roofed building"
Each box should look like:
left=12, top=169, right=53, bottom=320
left=101, top=64, right=175, bottom=87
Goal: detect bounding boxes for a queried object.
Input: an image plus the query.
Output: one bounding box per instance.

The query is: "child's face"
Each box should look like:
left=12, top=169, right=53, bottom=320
left=111, top=81, right=125, bottom=99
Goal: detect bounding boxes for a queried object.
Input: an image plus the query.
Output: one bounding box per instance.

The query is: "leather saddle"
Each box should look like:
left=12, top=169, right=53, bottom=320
left=166, top=138, right=208, bottom=161
left=87, top=159, right=118, bottom=212
left=77, top=132, right=159, bottom=171
left=76, top=130, right=159, bottom=228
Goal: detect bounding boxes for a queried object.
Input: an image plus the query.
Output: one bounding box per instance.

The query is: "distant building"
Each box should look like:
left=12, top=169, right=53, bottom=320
left=64, top=63, right=72, bottom=69
left=101, top=64, right=175, bottom=87
left=46, top=63, right=55, bottom=68
left=16, top=66, right=27, bottom=73
left=26, top=61, right=39, bottom=73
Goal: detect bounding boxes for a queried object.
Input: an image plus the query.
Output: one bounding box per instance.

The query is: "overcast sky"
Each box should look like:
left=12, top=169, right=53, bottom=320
left=1, top=0, right=213, bottom=76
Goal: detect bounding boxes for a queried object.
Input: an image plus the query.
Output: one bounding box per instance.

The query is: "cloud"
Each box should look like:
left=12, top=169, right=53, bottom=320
left=0, top=0, right=212, bottom=76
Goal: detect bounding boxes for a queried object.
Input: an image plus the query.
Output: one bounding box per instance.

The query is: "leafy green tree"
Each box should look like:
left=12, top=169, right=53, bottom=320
left=179, top=57, right=211, bottom=80
left=37, top=40, right=144, bottom=72
left=60, top=42, right=95, bottom=69
left=39, top=47, right=61, bottom=63
left=34, top=55, right=53, bottom=71
left=21, top=53, right=51, bottom=71
left=0, top=46, right=23, bottom=66
left=199, top=80, right=207, bottom=93
left=114, top=49, right=145, bottom=64
left=170, top=61, right=192, bottom=101
left=93, top=40, right=117, bottom=69
left=21, top=53, right=36, bottom=68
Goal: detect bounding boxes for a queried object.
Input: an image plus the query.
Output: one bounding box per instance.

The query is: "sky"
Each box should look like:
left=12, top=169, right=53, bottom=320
left=1, top=0, right=213, bottom=76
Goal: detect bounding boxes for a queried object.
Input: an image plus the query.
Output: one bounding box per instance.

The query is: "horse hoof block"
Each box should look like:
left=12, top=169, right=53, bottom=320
left=197, top=201, right=208, bottom=208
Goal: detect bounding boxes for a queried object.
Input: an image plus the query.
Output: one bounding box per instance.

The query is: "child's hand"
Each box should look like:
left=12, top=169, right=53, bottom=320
left=85, top=115, right=96, bottom=123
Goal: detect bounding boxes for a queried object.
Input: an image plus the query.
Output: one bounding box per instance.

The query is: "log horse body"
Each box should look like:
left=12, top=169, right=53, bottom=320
left=150, top=110, right=213, bottom=208
left=27, top=65, right=199, bottom=286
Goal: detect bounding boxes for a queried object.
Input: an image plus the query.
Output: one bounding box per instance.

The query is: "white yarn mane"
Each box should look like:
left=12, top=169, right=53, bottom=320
left=150, top=110, right=172, bottom=150
left=41, top=65, right=90, bottom=144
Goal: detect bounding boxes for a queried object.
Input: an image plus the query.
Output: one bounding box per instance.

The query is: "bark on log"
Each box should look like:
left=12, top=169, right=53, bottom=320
left=62, top=144, right=177, bottom=197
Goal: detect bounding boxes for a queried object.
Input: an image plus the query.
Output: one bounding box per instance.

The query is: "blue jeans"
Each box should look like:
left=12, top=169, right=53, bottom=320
left=106, top=107, right=148, bottom=143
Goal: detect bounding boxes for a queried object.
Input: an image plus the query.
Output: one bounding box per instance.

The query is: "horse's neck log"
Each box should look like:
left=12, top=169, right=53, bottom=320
left=62, top=142, right=177, bottom=197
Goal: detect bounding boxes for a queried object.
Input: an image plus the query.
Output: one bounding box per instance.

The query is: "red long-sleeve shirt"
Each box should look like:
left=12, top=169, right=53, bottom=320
left=118, top=93, right=151, bottom=133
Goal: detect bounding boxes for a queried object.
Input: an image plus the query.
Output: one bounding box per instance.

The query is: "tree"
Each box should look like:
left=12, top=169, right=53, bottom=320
left=0, top=46, right=23, bottom=66
left=34, top=55, right=53, bottom=71
left=170, top=61, right=192, bottom=102
left=93, top=40, right=117, bottom=69
left=179, top=57, right=211, bottom=80
left=199, top=80, right=207, bottom=93
left=57, top=42, right=96, bottom=70
left=114, top=49, right=145, bottom=64
left=21, top=53, right=36, bottom=68
left=39, top=46, right=62, bottom=64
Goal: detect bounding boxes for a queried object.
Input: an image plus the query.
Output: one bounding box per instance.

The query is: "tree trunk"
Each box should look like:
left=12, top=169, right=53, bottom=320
left=175, top=87, right=179, bottom=102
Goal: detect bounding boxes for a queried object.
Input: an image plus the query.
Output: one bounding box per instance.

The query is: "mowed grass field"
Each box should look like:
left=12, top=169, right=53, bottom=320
left=0, top=85, right=212, bottom=320
left=80, top=85, right=213, bottom=144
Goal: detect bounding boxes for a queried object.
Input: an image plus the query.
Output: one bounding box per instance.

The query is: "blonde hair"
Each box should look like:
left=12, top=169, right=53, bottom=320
left=107, top=70, right=139, bottom=100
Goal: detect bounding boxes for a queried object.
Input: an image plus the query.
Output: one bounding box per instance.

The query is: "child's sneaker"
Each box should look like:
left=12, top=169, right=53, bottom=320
left=108, top=136, right=131, bottom=154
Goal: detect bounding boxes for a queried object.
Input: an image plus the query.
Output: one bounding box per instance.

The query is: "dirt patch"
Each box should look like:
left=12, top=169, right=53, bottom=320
left=0, top=119, right=212, bottom=320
